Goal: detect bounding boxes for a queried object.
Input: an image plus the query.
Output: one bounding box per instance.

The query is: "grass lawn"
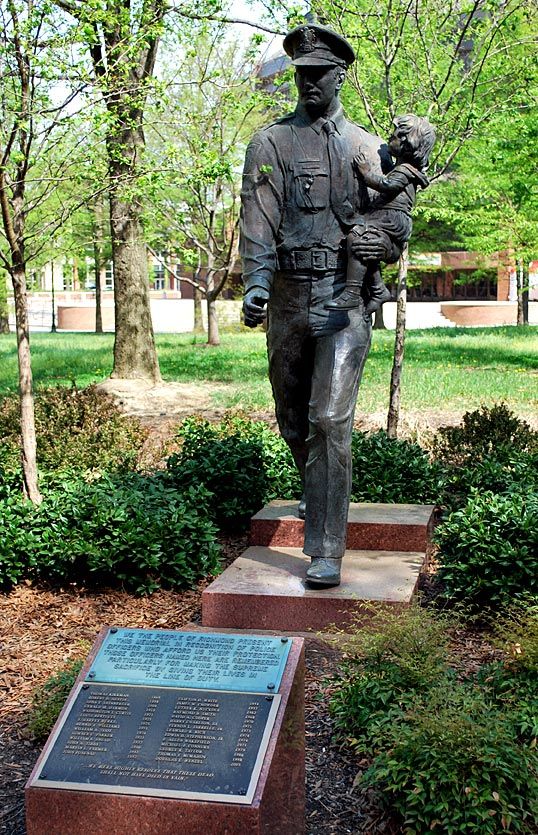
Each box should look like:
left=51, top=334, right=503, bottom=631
left=0, top=325, right=536, bottom=414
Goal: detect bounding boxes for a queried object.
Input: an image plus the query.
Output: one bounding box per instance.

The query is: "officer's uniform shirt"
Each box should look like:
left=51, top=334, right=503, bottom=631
left=240, top=102, right=393, bottom=297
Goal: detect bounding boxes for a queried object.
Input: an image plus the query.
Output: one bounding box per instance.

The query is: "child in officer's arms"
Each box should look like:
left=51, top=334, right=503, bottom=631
left=326, top=113, right=436, bottom=313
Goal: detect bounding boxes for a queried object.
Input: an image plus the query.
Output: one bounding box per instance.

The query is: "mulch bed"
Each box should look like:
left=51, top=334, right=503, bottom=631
left=0, top=536, right=497, bottom=835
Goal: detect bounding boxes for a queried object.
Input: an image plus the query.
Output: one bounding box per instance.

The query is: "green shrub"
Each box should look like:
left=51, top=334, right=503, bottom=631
left=433, top=404, right=538, bottom=510
left=441, top=453, right=538, bottom=511
left=478, top=606, right=538, bottom=743
left=0, top=474, right=221, bottom=593
left=329, top=605, right=453, bottom=748
left=475, top=661, right=538, bottom=746
left=493, top=603, right=538, bottom=676
left=350, top=430, right=445, bottom=505
left=0, top=445, right=21, bottom=496
left=432, top=403, right=538, bottom=468
left=0, top=494, right=33, bottom=589
left=168, top=418, right=444, bottom=530
left=29, top=658, right=84, bottom=739
left=435, top=491, right=538, bottom=609
left=0, top=385, right=147, bottom=486
left=167, top=415, right=301, bottom=529
left=330, top=606, right=538, bottom=833
left=362, top=685, right=538, bottom=835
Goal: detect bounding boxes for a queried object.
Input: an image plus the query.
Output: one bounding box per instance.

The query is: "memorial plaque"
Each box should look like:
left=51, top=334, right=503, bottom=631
left=87, top=628, right=291, bottom=693
left=31, top=683, right=280, bottom=804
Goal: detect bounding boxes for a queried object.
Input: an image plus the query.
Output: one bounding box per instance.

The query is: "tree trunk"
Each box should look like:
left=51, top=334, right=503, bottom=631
left=93, top=199, right=105, bottom=334
left=95, top=252, right=103, bottom=334
left=0, top=271, right=10, bottom=333
left=193, top=282, right=203, bottom=332
left=105, top=85, right=161, bottom=382
left=205, top=263, right=220, bottom=345
left=516, top=260, right=529, bottom=325
left=206, top=293, right=220, bottom=346
left=109, top=192, right=161, bottom=381
left=50, top=261, right=57, bottom=333
left=387, top=244, right=408, bottom=439
left=72, top=258, right=79, bottom=291
left=373, top=305, right=386, bottom=330
left=11, top=266, right=41, bottom=503
left=522, top=267, right=529, bottom=325
left=516, top=260, right=525, bottom=326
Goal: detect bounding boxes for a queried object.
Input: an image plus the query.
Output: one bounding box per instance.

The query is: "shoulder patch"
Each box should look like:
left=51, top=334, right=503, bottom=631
left=243, top=138, right=265, bottom=171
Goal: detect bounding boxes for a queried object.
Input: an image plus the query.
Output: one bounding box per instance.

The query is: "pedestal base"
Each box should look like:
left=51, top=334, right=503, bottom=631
left=202, top=546, right=425, bottom=632
left=250, top=501, right=435, bottom=551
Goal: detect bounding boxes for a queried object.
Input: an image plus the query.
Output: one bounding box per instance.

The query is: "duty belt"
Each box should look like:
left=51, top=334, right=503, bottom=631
left=278, top=249, right=346, bottom=273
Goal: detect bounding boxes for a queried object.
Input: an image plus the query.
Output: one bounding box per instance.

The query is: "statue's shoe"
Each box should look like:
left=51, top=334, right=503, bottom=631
left=298, top=495, right=306, bottom=520
left=325, top=289, right=362, bottom=310
left=305, top=557, right=341, bottom=588
left=365, top=286, right=392, bottom=313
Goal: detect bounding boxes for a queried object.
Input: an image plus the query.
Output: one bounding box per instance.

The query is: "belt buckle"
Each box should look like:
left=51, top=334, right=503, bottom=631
left=311, top=250, right=327, bottom=271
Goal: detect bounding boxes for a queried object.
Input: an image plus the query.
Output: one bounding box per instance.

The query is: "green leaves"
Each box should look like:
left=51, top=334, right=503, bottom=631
left=0, top=385, right=147, bottom=483
left=329, top=605, right=538, bottom=833
left=167, top=416, right=445, bottom=531
left=167, top=414, right=302, bottom=530
left=432, top=402, right=538, bottom=515
left=435, top=491, right=538, bottom=609
left=29, top=658, right=85, bottom=740
left=362, top=685, right=538, bottom=834
left=0, top=473, right=221, bottom=594
left=351, top=430, right=445, bottom=505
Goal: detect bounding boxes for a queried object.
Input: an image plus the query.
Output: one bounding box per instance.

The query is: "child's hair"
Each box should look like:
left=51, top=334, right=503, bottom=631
left=393, top=114, right=436, bottom=170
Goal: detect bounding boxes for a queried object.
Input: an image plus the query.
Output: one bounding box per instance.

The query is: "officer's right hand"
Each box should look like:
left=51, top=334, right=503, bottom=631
left=243, top=289, right=270, bottom=327
left=349, top=229, right=391, bottom=262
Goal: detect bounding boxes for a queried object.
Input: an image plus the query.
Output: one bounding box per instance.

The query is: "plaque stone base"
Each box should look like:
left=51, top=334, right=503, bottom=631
left=25, top=629, right=305, bottom=835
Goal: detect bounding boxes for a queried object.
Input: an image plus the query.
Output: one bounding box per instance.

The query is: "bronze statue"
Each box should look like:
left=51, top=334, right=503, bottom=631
left=240, top=23, right=406, bottom=587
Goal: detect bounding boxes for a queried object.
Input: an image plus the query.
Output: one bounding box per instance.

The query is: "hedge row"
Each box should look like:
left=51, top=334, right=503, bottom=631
left=1, top=390, right=536, bottom=608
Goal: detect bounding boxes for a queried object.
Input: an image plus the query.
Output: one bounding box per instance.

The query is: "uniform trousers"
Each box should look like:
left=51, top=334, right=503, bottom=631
left=267, top=269, right=372, bottom=560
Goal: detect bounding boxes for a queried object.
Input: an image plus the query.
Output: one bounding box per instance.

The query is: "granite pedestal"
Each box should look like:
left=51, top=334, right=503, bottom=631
left=202, top=546, right=424, bottom=632
left=250, top=501, right=435, bottom=552
left=26, top=628, right=305, bottom=835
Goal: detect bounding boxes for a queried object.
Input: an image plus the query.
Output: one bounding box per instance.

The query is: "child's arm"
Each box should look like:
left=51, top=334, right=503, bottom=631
left=354, top=151, right=411, bottom=196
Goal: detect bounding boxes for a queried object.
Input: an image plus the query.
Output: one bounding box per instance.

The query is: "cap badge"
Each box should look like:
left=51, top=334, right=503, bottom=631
left=298, top=27, right=317, bottom=53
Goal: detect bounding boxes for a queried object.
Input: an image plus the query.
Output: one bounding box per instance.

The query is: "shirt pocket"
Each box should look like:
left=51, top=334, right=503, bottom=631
left=292, top=161, right=329, bottom=210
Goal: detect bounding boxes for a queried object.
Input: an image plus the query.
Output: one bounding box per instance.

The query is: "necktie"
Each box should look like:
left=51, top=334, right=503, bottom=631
left=322, top=119, right=353, bottom=227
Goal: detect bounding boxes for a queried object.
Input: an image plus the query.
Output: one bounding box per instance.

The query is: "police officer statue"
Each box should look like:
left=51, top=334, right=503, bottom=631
left=240, top=23, right=400, bottom=588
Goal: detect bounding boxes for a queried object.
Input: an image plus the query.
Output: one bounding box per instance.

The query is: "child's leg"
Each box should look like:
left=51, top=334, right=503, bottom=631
left=325, top=228, right=367, bottom=310
left=364, top=265, right=391, bottom=314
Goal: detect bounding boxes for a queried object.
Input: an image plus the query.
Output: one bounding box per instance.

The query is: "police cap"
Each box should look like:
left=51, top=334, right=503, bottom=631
left=283, top=23, right=355, bottom=68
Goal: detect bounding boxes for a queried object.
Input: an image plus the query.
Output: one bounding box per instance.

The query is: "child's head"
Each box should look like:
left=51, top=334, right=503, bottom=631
left=389, top=114, right=436, bottom=170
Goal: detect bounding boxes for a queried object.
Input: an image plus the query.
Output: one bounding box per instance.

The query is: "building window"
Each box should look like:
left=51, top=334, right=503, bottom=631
left=62, top=269, right=72, bottom=291
left=105, top=262, right=114, bottom=290
left=153, top=261, right=165, bottom=290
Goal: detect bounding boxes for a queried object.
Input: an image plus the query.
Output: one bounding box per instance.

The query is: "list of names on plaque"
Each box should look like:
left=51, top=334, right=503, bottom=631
left=156, top=695, right=224, bottom=765
left=88, top=629, right=290, bottom=692
left=37, top=683, right=278, bottom=799
left=62, top=690, right=131, bottom=757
